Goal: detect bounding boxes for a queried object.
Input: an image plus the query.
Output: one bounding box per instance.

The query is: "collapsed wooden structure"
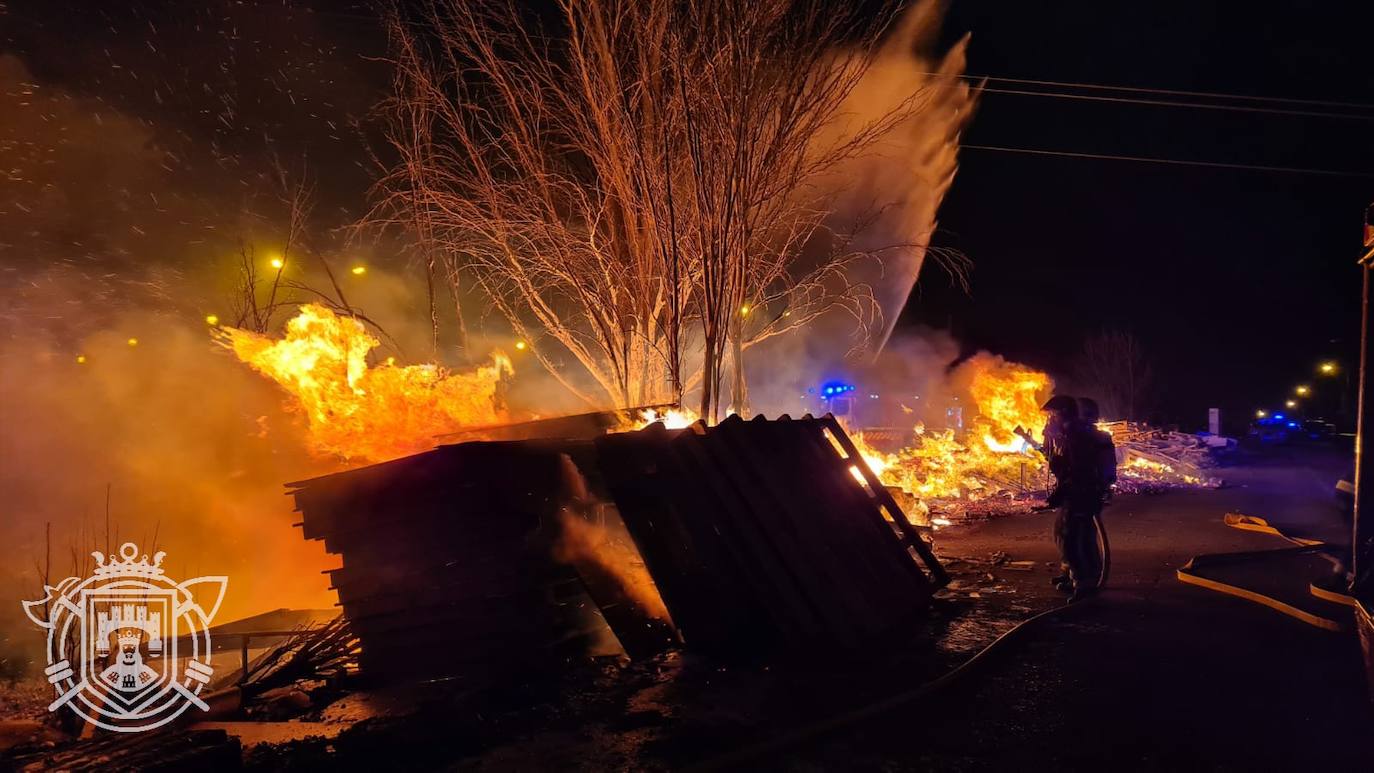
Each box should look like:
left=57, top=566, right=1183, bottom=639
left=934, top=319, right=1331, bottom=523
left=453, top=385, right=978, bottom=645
left=288, top=414, right=947, bottom=684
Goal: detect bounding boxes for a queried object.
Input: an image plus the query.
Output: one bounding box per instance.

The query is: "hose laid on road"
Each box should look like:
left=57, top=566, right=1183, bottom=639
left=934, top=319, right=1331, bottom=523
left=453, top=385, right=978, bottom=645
left=702, top=511, right=1343, bottom=768
left=1094, top=510, right=1111, bottom=589
left=1220, top=512, right=1324, bottom=547
left=691, top=597, right=1098, bottom=771
left=694, top=508, right=1114, bottom=770
left=1174, top=512, right=1349, bottom=631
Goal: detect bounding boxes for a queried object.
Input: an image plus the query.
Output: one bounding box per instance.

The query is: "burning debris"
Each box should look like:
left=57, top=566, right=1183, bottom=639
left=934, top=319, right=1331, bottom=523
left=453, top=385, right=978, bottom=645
left=218, top=305, right=513, bottom=462
left=852, top=354, right=1053, bottom=523
left=1102, top=422, right=1226, bottom=492
left=844, top=355, right=1223, bottom=525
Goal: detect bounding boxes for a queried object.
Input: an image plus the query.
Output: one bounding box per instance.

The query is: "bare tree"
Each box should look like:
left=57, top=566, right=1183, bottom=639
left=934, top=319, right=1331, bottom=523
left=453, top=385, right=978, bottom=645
left=228, top=164, right=314, bottom=333
left=373, top=0, right=949, bottom=417
left=1075, top=329, right=1154, bottom=421
left=228, top=163, right=397, bottom=346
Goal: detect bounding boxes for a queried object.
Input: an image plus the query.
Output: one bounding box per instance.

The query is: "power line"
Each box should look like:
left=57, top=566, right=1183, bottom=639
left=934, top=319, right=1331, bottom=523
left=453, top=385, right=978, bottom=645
left=965, top=73, right=1374, bottom=112
left=960, top=144, right=1374, bottom=179
left=973, top=84, right=1374, bottom=122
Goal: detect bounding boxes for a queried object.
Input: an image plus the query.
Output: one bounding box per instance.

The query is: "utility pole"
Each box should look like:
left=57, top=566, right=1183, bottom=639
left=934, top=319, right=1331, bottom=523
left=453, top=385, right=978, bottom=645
left=1350, top=202, right=1374, bottom=595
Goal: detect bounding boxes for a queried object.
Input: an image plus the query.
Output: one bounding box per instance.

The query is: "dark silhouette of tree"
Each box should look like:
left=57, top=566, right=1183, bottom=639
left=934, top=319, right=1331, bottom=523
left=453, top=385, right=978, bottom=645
left=1074, top=329, right=1154, bottom=421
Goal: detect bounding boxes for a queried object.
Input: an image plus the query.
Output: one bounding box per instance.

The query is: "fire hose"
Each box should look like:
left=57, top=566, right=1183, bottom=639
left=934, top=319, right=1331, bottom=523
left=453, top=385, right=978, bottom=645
left=700, top=511, right=1356, bottom=768
left=1029, top=503, right=1112, bottom=591
left=1175, top=512, right=1355, bottom=631
left=693, top=598, right=1102, bottom=771
left=694, top=508, right=1112, bottom=771
left=1095, top=510, right=1112, bottom=589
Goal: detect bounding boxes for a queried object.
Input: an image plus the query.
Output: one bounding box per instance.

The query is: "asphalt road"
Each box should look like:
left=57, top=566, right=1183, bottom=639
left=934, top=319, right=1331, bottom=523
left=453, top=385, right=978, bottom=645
left=791, top=443, right=1374, bottom=771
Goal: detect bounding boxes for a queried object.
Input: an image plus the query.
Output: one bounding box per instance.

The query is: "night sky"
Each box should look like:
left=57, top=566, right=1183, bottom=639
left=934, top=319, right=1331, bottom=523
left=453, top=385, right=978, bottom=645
left=4, top=1, right=1372, bottom=431
left=906, top=2, right=1374, bottom=430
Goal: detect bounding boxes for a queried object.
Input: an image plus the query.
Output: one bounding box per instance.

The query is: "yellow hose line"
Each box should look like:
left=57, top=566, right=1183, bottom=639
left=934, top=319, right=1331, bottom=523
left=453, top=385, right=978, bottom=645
left=1176, top=562, right=1344, bottom=631
left=1222, top=512, right=1325, bottom=546
left=1309, top=582, right=1360, bottom=608
left=1174, top=512, right=1344, bottom=631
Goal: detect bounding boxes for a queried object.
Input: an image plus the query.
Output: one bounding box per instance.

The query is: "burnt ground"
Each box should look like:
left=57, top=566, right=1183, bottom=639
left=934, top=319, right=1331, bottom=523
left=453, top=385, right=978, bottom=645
left=5, top=442, right=1370, bottom=771
left=228, top=550, right=1056, bottom=772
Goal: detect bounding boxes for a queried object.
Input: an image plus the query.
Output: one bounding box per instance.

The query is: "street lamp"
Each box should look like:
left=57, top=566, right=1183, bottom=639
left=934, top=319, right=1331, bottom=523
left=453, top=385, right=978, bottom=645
left=1286, top=400, right=1298, bottom=408
left=1295, top=385, right=1311, bottom=396
left=1321, top=361, right=1338, bottom=375
left=1256, top=409, right=1267, bottom=418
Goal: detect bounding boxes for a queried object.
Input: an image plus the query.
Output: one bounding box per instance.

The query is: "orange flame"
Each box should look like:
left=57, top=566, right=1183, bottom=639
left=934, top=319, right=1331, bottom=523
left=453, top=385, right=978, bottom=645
left=219, top=305, right=511, bottom=462
left=631, top=407, right=700, bottom=430
left=854, top=354, right=1052, bottom=505
left=964, top=354, right=1052, bottom=450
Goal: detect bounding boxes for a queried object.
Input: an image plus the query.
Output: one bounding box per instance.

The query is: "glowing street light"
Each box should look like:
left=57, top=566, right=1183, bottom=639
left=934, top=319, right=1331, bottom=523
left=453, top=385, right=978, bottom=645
left=1295, top=385, right=1311, bottom=396
left=270, top=257, right=284, bottom=270
left=1286, top=400, right=1297, bottom=408
left=76, top=354, right=87, bottom=364
left=1320, top=361, right=1338, bottom=375
left=351, top=265, right=367, bottom=276
left=127, top=337, right=139, bottom=347
left=739, top=304, right=751, bottom=316
left=1256, top=409, right=1267, bottom=418
left=514, top=340, right=527, bottom=351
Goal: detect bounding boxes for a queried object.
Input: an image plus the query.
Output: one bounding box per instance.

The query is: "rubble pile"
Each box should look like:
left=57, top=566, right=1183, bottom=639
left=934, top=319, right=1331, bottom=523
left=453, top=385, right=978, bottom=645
left=905, top=422, right=1231, bottom=527
left=1101, top=421, right=1228, bottom=494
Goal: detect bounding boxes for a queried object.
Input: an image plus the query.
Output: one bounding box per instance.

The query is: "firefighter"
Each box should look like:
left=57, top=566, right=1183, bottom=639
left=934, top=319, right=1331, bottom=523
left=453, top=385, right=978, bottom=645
left=1040, top=395, right=1106, bottom=601
left=1077, top=397, right=1119, bottom=500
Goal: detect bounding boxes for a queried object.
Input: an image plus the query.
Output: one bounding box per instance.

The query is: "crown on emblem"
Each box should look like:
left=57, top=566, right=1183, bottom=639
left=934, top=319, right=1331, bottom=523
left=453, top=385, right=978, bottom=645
left=92, top=543, right=167, bottom=579
left=116, top=629, right=143, bottom=648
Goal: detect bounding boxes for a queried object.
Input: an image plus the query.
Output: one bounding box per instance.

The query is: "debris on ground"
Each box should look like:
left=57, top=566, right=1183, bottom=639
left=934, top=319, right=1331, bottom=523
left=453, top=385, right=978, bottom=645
left=1102, top=421, right=1227, bottom=492
left=238, top=616, right=358, bottom=698
left=6, top=727, right=242, bottom=770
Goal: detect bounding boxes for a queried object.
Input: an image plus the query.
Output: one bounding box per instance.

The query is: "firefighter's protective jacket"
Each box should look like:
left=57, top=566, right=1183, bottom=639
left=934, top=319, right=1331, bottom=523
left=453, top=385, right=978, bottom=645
left=1046, top=420, right=1109, bottom=511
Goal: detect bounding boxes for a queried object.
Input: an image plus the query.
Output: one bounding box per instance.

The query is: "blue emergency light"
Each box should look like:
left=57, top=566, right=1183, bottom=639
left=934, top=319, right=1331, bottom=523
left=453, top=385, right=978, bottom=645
left=820, top=381, right=856, bottom=398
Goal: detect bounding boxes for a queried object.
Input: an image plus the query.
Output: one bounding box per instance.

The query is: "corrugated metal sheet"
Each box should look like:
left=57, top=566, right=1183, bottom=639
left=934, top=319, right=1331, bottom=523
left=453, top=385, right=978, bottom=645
left=596, top=414, right=944, bottom=658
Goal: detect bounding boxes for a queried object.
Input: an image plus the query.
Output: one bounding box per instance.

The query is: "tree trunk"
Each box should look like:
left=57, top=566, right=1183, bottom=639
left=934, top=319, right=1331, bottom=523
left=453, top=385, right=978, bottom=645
left=699, top=333, right=716, bottom=421
left=730, top=322, right=748, bottom=418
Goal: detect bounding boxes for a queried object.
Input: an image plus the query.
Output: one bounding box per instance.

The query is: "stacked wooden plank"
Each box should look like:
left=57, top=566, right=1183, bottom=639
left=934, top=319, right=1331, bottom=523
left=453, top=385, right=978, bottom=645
left=594, top=414, right=946, bottom=658
left=288, top=440, right=620, bottom=684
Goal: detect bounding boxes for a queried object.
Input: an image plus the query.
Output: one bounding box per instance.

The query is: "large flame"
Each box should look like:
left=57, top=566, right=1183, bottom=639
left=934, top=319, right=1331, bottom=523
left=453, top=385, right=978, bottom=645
left=855, top=354, right=1052, bottom=507
left=966, top=356, right=1052, bottom=451
left=219, top=304, right=512, bottom=462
